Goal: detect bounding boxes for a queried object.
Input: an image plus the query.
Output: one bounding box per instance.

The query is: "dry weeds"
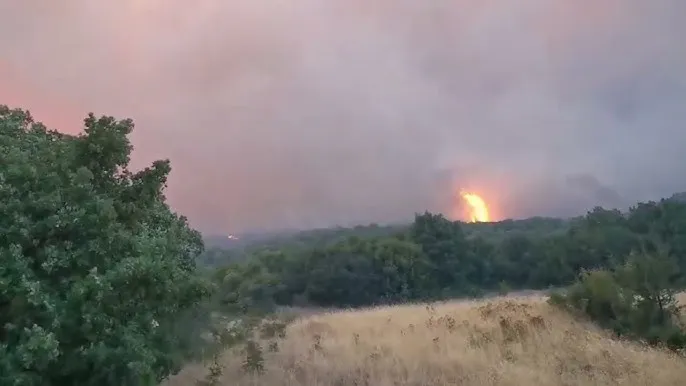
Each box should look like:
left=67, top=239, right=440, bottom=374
left=166, top=294, right=686, bottom=386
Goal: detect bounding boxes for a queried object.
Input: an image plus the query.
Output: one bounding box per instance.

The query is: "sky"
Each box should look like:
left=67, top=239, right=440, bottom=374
left=1, top=0, right=685, bottom=233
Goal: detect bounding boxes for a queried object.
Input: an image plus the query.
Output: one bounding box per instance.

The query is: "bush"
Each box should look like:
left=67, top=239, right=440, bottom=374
left=549, top=249, right=686, bottom=351
left=497, top=281, right=511, bottom=296
left=0, top=107, right=214, bottom=385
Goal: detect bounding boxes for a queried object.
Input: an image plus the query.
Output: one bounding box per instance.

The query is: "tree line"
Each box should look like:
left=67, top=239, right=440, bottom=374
left=213, top=198, right=686, bottom=309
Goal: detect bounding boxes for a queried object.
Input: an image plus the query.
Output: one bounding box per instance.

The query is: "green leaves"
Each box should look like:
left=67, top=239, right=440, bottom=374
left=0, top=106, right=211, bottom=385
left=550, top=250, right=686, bottom=351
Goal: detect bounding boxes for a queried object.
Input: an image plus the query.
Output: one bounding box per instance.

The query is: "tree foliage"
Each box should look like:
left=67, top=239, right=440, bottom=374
left=0, top=106, right=213, bottom=385
left=550, top=249, right=686, bottom=350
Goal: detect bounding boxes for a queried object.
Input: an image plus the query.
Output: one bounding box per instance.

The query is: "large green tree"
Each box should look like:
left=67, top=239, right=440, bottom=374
left=0, top=106, right=212, bottom=385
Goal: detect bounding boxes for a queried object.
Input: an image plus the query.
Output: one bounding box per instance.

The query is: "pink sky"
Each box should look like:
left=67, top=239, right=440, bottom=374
left=2, top=0, right=685, bottom=233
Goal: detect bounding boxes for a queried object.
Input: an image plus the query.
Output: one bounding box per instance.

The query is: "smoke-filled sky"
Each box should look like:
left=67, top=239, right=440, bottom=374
left=1, top=0, right=685, bottom=233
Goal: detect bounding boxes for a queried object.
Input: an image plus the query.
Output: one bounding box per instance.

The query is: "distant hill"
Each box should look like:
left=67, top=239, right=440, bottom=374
left=203, top=235, right=242, bottom=250
left=203, top=216, right=572, bottom=251
left=668, top=192, right=686, bottom=202
left=198, top=216, right=574, bottom=267
left=199, top=192, right=686, bottom=266
left=202, top=223, right=405, bottom=251
left=462, top=216, right=574, bottom=241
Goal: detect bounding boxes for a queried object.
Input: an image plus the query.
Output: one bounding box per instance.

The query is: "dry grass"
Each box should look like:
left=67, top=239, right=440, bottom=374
left=166, top=294, right=686, bottom=386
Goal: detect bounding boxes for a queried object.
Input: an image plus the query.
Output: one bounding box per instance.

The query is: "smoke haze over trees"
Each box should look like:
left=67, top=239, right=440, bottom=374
left=1, top=0, right=686, bottom=233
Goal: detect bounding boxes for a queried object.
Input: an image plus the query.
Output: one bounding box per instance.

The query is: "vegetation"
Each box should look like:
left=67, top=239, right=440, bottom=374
left=164, top=295, right=686, bottom=386
left=3, top=103, right=686, bottom=385
left=550, top=250, right=686, bottom=351
left=210, top=202, right=686, bottom=308
left=205, top=186, right=686, bottom=356
left=0, top=106, right=255, bottom=386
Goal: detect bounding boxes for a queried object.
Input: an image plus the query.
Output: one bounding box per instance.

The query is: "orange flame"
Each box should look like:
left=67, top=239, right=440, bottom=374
left=460, top=191, right=490, bottom=222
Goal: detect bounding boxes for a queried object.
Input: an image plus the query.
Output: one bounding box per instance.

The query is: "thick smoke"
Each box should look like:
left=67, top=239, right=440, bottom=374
left=1, top=0, right=685, bottom=232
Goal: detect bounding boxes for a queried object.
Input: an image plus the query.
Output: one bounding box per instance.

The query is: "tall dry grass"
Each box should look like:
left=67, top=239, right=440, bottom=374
left=166, top=295, right=686, bottom=386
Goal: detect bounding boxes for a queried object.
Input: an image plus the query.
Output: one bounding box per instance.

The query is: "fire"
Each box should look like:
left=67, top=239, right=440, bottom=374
left=460, top=191, right=490, bottom=222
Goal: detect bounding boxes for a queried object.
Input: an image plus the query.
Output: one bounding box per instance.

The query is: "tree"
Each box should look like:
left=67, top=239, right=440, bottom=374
left=614, top=248, right=684, bottom=346
left=410, top=212, right=470, bottom=295
left=0, top=106, right=212, bottom=385
left=549, top=247, right=686, bottom=351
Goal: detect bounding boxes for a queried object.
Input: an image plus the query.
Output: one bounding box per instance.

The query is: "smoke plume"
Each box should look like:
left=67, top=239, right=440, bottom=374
left=1, top=0, right=685, bottom=232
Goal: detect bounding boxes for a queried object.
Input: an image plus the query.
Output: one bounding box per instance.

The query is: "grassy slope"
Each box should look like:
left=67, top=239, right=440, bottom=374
left=167, top=294, right=686, bottom=386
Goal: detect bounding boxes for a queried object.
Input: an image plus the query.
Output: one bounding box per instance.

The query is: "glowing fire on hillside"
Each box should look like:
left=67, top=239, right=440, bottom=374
left=460, top=191, right=490, bottom=222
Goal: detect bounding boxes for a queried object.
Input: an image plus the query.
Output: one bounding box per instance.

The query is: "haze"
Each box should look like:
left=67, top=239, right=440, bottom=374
left=1, top=0, right=685, bottom=233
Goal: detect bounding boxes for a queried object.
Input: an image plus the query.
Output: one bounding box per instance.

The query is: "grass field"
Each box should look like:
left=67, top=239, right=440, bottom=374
left=166, top=294, right=686, bottom=386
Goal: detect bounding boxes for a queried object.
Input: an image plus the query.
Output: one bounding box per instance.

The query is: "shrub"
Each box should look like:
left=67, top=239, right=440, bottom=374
left=549, top=248, right=686, bottom=351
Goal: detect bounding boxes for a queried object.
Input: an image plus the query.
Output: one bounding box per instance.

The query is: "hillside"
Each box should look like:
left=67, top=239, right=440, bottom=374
left=166, top=294, right=686, bottom=386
